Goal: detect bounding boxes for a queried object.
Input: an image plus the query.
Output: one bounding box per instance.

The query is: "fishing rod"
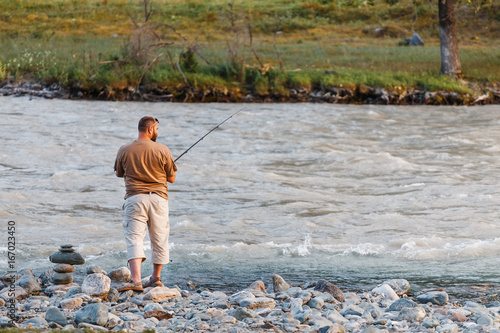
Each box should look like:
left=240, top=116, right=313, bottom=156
left=174, top=107, right=246, bottom=163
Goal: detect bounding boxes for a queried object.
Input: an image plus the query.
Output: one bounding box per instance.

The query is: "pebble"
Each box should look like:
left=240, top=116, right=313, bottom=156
left=3, top=268, right=500, bottom=332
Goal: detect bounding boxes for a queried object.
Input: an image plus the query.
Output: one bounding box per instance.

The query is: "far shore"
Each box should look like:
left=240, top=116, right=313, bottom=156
left=1, top=80, right=499, bottom=106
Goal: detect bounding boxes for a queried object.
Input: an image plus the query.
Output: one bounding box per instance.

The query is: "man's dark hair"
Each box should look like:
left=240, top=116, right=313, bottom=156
left=138, top=116, right=158, bottom=132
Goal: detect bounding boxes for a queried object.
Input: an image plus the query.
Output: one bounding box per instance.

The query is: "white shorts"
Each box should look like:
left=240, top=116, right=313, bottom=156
left=122, top=193, right=170, bottom=264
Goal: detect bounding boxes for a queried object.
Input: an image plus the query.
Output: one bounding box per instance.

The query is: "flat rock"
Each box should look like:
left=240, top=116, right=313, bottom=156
left=60, top=297, right=83, bottom=309
left=50, top=272, right=73, bottom=285
left=49, top=251, right=85, bottom=265
left=75, top=303, right=109, bottom=327
left=144, top=310, right=173, bottom=321
left=239, top=297, right=276, bottom=309
left=416, top=291, right=449, bottom=306
left=21, top=316, right=49, bottom=328
left=53, top=264, right=75, bottom=273
left=81, top=273, right=111, bottom=297
left=143, top=286, right=181, bottom=302
left=44, top=282, right=79, bottom=295
left=314, top=280, right=345, bottom=302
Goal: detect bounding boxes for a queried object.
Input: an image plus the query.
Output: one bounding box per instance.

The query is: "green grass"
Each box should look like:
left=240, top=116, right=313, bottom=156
left=0, top=0, right=498, bottom=98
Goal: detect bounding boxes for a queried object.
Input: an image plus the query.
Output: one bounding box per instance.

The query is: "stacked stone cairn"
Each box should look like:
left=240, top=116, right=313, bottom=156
left=45, top=244, right=85, bottom=295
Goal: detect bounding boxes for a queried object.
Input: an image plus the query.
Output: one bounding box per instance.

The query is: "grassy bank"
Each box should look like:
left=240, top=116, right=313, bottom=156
left=0, top=0, right=498, bottom=102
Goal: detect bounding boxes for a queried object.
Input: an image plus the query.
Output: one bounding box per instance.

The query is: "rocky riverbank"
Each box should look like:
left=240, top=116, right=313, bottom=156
left=1, top=265, right=500, bottom=332
left=1, top=80, right=499, bottom=105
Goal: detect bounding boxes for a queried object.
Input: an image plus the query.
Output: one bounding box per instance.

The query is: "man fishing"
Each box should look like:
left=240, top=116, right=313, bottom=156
left=114, top=116, right=177, bottom=292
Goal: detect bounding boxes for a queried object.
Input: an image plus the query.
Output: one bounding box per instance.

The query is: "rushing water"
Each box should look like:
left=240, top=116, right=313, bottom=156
left=1, top=97, right=500, bottom=294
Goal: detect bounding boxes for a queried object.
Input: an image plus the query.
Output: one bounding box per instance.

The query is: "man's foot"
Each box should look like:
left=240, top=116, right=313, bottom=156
left=117, top=281, right=144, bottom=292
left=143, top=276, right=163, bottom=288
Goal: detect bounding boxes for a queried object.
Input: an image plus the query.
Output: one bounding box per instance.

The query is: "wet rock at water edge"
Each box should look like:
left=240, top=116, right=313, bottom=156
left=273, top=274, right=292, bottom=293
left=416, top=290, right=449, bottom=306
left=314, top=279, right=345, bottom=302
left=107, top=267, right=131, bottom=282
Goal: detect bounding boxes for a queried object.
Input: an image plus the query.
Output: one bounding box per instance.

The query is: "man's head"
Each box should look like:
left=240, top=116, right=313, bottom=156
left=138, top=116, right=159, bottom=142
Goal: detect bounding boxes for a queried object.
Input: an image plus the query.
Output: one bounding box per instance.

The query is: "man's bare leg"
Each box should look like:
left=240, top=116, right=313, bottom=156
left=152, top=263, right=163, bottom=279
left=129, top=258, right=142, bottom=283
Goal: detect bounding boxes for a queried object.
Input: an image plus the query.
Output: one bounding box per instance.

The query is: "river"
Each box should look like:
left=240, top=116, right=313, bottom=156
left=1, top=97, right=500, bottom=294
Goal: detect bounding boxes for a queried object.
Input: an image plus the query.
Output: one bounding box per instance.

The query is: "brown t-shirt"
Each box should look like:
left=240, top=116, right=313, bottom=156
left=114, top=139, right=177, bottom=200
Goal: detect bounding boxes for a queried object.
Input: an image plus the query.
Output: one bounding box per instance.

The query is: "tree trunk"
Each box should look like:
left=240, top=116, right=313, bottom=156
left=438, top=0, right=462, bottom=78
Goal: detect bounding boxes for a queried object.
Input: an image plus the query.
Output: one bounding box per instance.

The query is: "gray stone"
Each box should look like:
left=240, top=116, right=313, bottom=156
left=273, top=274, right=292, bottom=292
left=382, top=279, right=411, bottom=296
left=314, top=280, right=345, bottom=302
left=363, top=303, right=384, bottom=319
left=436, top=323, right=459, bottom=333
left=308, top=297, right=325, bottom=309
left=229, top=290, right=255, bottom=304
left=422, top=318, right=440, bottom=328
left=0, top=286, right=28, bottom=301
left=50, top=272, right=73, bottom=284
left=397, top=306, right=426, bottom=321
left=86, top=265, right=104, bottom=274
left=416, top=291, right=449, bottom=306
left=38, top=268, right=55, bottom=287
left=295, top=308, right=313, bottom=323
left=44, top=282, right=79, bottom=296
left=319, top=323, right=346, bottom=333
left=389, top=298, right=417, bottom=311
left=45, top=306, right=67, bottom=326
left=53, top=264, right=75, bottom=273
left=81, top=273, right=111, bottom=297
left=227, top=307, right=256, bottom=320
left=476, top=315, right=494, bottom=325
left=62, top=286, right=82, bottom=298
left=75, top=303, right=109, bottom=327
left=144, top=302, right=164, bottom=312
left=17, top=275, right=42, bottom=295
left=49, top=251, right=85, bottom=265
left=106, top=313, right=124, bottom=329
left=409, top=33, right=424, bottom=46
left=239, top=297, right=276, bottom=309
left=371, top=284, right=399, bottom=301
left=79, top=323, right=108, bottom=331
left=107, top=267, right=131, bottom=282
left=21, top=316, right=49, bottom=328
left=107, top=288, right=119, bottom=303
left=17, top=268, right=34, bottom=276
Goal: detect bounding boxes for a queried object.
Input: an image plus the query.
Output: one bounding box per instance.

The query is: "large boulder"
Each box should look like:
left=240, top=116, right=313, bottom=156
left=314, top=280, right=345, bottom=302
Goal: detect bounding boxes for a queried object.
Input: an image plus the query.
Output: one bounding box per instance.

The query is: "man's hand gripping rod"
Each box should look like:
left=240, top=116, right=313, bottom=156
left=174, top=107, right=245, bottom=163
